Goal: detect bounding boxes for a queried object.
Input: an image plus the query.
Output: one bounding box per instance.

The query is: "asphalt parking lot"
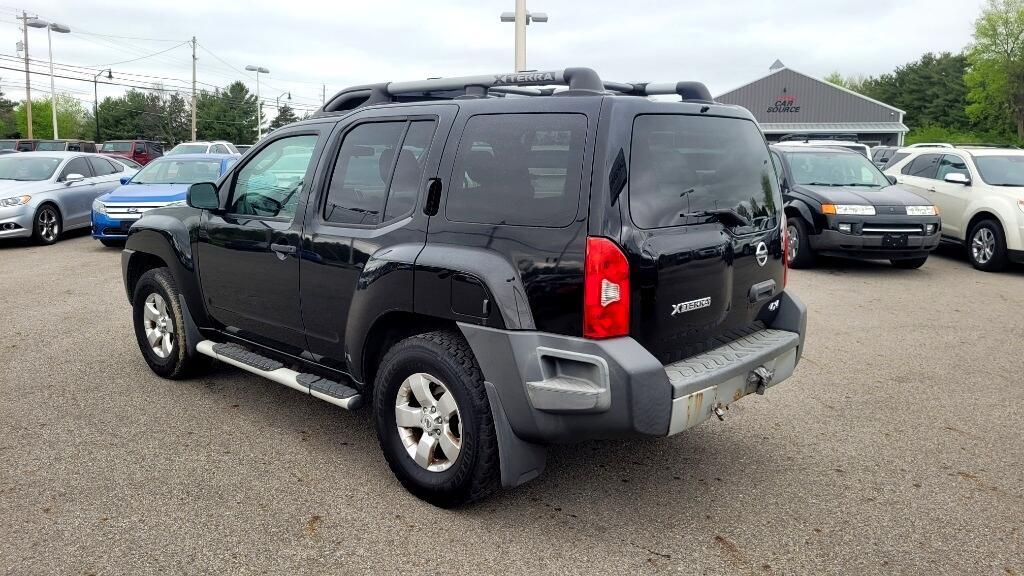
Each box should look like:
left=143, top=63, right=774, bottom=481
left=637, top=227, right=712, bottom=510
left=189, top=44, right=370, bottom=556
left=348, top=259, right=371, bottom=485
left=1, top=231, right=1022, bottom=575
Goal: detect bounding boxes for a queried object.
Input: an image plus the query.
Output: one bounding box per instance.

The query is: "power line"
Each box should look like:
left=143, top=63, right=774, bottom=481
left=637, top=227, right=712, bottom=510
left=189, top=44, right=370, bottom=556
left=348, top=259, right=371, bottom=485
left=86, top=41, right=190, bottom=68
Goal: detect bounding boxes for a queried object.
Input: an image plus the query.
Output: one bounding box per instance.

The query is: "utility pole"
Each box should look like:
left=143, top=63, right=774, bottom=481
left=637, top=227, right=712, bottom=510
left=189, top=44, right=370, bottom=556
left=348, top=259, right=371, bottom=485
left=18, top=11, right=32, bottom=139
left=322, top=84, right=326, bottom=106
left=190, top=36, right=197, bottom=141
left=500, top=2, right=548, bottom=72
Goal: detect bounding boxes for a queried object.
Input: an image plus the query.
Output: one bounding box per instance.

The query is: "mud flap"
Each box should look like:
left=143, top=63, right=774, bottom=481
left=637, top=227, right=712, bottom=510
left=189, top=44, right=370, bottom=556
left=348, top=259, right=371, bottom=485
left=485, top=381, right=547, bottom=488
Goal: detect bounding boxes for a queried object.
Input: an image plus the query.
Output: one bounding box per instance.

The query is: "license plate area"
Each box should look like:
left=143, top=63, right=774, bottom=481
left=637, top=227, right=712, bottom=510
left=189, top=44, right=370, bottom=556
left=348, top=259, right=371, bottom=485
left=882, top=233, right=909, bottom=248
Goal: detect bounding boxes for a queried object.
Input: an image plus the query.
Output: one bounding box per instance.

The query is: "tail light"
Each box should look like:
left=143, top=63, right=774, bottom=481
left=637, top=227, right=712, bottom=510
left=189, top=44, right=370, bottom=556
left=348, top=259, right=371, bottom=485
left=781, top=216, right=789, bottom=287
left=584, top=237, right=630, bottom=339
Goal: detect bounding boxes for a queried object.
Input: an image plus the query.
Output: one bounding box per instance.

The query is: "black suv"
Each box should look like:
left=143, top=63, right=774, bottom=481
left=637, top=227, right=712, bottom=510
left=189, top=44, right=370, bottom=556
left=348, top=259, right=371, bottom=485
left=121, top=68, right=806, bottom=506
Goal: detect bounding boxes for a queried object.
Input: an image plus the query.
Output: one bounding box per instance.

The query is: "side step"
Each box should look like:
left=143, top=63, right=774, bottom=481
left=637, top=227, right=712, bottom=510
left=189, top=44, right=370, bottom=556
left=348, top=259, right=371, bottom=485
left=196, top=341, right=362, bottom=410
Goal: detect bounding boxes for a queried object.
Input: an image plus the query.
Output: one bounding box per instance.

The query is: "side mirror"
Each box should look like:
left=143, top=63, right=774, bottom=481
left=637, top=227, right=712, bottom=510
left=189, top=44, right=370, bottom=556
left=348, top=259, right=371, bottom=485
left=187, top=182, right=221, bottom=211
left=886, top=175, right=898, bottom=185
left=944, top=172, right=971, bottom=185
left=119, top=176, right=132, bottom=185
left=63, top=173, right=85, bottom=185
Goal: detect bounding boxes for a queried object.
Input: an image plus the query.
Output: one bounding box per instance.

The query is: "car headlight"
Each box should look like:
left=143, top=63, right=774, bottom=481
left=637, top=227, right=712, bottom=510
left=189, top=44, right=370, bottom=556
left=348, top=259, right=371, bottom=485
left=906, top=205, right=938, bottom=216
left=92, top=198, right=107, bottom=215
left=0, top=195, right=31, bottom=207
left=822, top=204, right=875, bottom=216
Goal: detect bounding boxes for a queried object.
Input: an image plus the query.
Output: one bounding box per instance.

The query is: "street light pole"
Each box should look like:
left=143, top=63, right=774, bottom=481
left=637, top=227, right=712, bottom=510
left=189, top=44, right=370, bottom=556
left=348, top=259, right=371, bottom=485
left=245, top=65, right=269, bottom=140
left=500, top=2, right=548, bottom=71
left=27, top=19, right=70, bottom=139
left=93, top=69, right=111, bottom=142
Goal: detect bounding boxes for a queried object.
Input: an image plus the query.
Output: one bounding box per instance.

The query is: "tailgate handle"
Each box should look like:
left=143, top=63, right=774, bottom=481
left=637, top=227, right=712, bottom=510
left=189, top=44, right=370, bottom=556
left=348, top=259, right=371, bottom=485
left=748, top=279, right=776, bottom=303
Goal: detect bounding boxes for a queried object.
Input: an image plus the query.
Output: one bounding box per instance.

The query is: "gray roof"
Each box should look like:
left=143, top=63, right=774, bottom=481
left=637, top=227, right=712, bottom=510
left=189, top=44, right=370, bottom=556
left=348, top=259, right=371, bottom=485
left=759, top=122, right=909, bottom=134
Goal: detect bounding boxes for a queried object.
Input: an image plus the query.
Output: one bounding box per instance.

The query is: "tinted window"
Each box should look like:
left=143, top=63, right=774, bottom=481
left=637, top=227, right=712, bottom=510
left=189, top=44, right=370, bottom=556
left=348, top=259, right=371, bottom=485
left=148, top=143, right=162, bottom=155
left=228, top=134, right=318, bottom=219
left=35, top=141, right=66, bottom=151
left=782, top=151, right=888, bottom=188
left=88, top=156, right=117, bottom=176
left=936, top=155, right=970, bottom=180
left=134, top=143, right=145, bottom=154
left=973, top=155, right=1024, bottom=186
left=17, top=141, right=34, bottom=152
left=630, top=115, right=779, bottom=230
left=903, top=154, right=941, bottom=178
left=60, top=157, right=92, bottom=180
left=384, top=120, right=436, bottom=221
left=883, top=152, right=909, bottom=170
left=0, top=141, right=14, bottom=150
left=323, top=122, right=406, bottom=226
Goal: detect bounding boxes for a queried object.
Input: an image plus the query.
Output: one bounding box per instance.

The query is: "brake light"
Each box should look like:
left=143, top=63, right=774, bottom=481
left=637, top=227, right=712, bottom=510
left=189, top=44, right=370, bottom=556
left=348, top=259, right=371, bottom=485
left=781, top=217, right=789, bottom=287
left=584, top=237, right=630, bottom=339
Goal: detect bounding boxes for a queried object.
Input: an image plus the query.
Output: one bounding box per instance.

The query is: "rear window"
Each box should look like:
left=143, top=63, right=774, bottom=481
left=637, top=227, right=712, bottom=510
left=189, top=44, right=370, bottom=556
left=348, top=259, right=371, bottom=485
left=902, top=153, right=941, bottom=178
left=446, top=113, right=586, bottom=227
left=629, top=115, right=779, bottom=230
left=103, top=141, right=133, bottom=152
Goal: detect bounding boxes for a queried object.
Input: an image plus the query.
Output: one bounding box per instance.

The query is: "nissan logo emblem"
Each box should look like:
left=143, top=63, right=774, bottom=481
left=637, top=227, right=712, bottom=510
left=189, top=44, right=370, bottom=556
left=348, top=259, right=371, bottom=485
left=755, top=242, right=769, bottom=267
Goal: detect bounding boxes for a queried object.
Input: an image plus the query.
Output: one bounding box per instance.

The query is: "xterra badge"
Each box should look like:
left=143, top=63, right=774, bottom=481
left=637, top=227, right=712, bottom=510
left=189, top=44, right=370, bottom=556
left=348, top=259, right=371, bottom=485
left=672, top=297, right=711, bottom=316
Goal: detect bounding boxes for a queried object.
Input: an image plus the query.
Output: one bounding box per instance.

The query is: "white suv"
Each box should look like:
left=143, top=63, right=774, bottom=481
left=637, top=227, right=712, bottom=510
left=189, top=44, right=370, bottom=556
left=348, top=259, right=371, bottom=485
left=884, top=145, right=1024, bottom=271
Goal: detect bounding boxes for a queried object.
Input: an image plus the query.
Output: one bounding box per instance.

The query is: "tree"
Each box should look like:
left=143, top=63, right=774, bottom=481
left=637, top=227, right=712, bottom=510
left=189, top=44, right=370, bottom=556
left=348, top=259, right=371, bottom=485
left=196, top=81, right=257, bottom=144
left=268, top=104, right=298, bottom=131
left=967, top=0, right=1024, bottom=138
left=0, top=89, right=17, bottom=138
left=14, top=93, right=90, bottom=139
left=823, top=71, right=867, bottom=93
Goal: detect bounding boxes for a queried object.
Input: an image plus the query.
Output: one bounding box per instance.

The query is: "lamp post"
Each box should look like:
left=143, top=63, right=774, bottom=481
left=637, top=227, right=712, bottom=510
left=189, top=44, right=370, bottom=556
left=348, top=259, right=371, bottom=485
left=245, top=65, right=269, bottom=140
left=500, top=1, right=547, bottom=71
left=276, top=91, right=291, bottom=109
left=93, top=69, right=111, bottom=143
left=26, top=18, right=70, bottom=139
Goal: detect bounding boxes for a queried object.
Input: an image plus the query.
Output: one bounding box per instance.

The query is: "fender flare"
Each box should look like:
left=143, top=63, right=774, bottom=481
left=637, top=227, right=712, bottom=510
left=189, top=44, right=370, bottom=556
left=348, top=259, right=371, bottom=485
left=123, top=213, right=207, bottom=324
left=783, top=199, right=818, bottom=233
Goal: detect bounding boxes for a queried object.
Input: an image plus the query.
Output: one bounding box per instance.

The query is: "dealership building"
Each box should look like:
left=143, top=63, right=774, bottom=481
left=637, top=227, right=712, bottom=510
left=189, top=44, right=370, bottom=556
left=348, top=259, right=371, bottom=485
left=716, top=60, right=908, bottom=146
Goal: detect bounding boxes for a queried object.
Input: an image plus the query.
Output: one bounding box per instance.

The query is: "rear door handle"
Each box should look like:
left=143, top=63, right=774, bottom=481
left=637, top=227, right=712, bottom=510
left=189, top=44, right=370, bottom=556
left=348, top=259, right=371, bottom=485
left=270, top=242, right=296, bottom=259
left=748, top=279, right=776, bottom=303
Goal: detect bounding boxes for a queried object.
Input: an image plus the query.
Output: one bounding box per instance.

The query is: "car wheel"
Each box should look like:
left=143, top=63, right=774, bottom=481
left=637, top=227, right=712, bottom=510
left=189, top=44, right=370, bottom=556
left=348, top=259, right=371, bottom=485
left=373, top=330, right=500, bottom=507
left=890, top=256, right=928, bottom=269
left=99, top=238, right=124, bottom=248
left=967, top=219, right=1008, bottom=272
left=132, top=268, right=210, bottom=379
left=31, top=204, right=61, bottom=245
left=787, top=218, right=816, bottom=269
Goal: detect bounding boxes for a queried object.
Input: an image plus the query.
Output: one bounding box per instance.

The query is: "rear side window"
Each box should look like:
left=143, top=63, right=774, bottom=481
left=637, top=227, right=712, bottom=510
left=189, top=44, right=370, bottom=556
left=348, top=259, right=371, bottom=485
left=630, top=115, right=779, bottom=230
left=323, top=122, right=407, bottom=226
left=902, top=153, right=941, bottom=178
left=446, top=113, right=587, bottom=227
left=882, top=152, right=909, bottom=169
left=88, top=156, right=117, bottom=176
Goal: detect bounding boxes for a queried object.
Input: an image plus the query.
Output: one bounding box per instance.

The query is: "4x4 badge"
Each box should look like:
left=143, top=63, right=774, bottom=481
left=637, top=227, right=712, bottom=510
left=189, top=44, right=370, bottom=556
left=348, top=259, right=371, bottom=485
left=756, top=242, right=768, bottom=266
left=672, top=297, right=711, bottom=316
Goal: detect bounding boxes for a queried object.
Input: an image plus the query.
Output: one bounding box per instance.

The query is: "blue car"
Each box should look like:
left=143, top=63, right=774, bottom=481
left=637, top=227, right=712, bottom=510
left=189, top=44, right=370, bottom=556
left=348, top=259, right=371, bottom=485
left=91, top=154, right=237, bottom=246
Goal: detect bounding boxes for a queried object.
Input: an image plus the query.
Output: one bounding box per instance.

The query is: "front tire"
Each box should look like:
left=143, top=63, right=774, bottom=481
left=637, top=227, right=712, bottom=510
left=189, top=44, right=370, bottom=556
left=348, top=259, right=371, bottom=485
left=132, top=268, right=209, bottom=379
left=891, top=256, right=928, bottom=269
left=373, top=330, right=500, bottom=507
left=32, top=204, right=61, bottom=245
left=967, top=219, right=1008, bottom=272
left=787, top=218, right=816, bottom=269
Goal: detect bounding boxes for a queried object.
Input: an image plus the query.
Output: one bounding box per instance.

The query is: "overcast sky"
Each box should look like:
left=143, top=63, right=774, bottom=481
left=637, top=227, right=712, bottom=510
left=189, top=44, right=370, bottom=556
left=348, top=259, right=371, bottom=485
left=0, top=0, right=987, bottom=117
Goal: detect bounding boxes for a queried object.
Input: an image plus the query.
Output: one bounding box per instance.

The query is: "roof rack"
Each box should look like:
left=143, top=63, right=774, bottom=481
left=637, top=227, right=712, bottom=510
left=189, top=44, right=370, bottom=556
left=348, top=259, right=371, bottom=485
left=907, top=143, right=954, bottom=148
left=952, top=142, right=1020, bottom=149
left=778, top=133, right=859, bottom=142
left=314, top=67, right=714, bottom=116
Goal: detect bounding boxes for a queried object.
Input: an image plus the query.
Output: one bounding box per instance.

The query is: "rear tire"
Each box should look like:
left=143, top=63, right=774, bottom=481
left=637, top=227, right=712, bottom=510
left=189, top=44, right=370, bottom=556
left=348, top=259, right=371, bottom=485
left=373, top=330, right=500, bottom=507
left=132, top=268, right=210, bottom=379
left=31, top=204, right=61, bottom=245
left=787, top=218, right=816, bottom=269
left=891, top=256, right=928, bottom=269
left=966, top=219, right=1008, bottom=272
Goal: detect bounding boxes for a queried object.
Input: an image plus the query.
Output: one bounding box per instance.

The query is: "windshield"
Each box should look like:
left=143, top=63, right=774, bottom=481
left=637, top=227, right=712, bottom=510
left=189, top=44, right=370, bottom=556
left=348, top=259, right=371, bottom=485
left=0, top=156, right=62, bottom=181
left=783, top=151, right=889, bottom=187
left=0, top=141, right=15, bottom=150
left=629, top=114, right=779, bottom=230
left=167, top=144, right=208, bottom=155
left=35, top=141, right=67, bottom=151
left=131, top=159, right=221, bottom=184
left=102, top=142, right=133, bottom=152
left=973, top=155, right=1024, bottom=186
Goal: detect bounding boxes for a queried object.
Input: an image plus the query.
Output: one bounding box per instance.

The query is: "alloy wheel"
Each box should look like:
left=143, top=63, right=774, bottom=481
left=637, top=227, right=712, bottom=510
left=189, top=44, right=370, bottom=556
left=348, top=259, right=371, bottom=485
left=394, top=372, right=462, bottom=472
left=37, top=207, right=59, bottom=242
left=787, top=224, right=799, bottom=262
left=971, top=227, right=995, bottom=265
left=142, top=293, right=175, bottom=359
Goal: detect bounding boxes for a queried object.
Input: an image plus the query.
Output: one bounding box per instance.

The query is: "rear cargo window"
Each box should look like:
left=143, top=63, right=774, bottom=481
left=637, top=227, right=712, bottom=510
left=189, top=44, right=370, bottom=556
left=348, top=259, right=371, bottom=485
left=629, top=115, right=779, bottom=230
left=446, top=113, right=586, bottom=227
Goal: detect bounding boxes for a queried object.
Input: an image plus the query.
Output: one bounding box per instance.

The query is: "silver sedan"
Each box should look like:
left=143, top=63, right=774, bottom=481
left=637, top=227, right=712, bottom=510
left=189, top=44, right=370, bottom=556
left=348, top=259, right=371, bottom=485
left=0, top=152, right=137, bottom=245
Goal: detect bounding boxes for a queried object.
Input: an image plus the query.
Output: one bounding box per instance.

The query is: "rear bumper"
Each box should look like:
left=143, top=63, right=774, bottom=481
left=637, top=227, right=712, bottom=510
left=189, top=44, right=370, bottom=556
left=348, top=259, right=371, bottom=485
left=460, top=291, right=807, bottom=444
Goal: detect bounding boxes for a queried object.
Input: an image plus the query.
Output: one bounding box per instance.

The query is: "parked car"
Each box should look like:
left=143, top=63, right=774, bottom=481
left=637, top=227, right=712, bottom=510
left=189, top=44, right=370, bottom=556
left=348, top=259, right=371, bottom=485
left=235, top=144, right=252, bottom=154
left=777, top=137, right=871, bottom=157
left=35, top=140, right=98, bottom=153
left=105, top=156, right=143, bottom=170
left=166, top=141, right=239, bottom=155
left=0, top=139, right=40, bottom=152
left=870, top=145, right=899, bottom=169
left=100, top=140, right=163, bottom=166
left=0, top=152, right=136, bottom=245
left=771, top=145, right=940, bottom=269
left=92, top=154, right=238, bottom=247
left=884, top=144, right=1024, bottom=271
left=120, top=67, right=806, bottom=506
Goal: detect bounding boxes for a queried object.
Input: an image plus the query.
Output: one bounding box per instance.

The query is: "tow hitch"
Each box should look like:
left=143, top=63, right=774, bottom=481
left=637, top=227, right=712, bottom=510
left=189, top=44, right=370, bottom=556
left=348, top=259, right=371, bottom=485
left=748, top=365, right=775, bottom=395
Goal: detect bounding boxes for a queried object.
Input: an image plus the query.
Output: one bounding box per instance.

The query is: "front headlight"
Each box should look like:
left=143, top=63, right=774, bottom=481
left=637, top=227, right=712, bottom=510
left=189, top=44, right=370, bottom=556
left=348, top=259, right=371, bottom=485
left=822, top=204, right=875, bottom=216
left=92, top=198, right=107, bottom=215
left=0, top=195, right=31, bottom=207
left=906, top=205, right=938, bottom=216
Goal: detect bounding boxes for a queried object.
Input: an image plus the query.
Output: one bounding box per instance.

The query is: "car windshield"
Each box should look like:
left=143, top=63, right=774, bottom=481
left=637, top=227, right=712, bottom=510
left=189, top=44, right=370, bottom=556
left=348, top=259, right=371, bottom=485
left=0, top=141, right=15, bottom=150
left=167, top=144, right=208, bottom=155
left=783, top=151, right=889, bottom=187
left=131, top=159, right=221, bottom=184
left=103, top=142, right=133, bottom=152
left=973, top=155, right=1024, bottom=186
left=0, top=156, right=62, bottom=181
left=35, top=141, right=67, bottom=151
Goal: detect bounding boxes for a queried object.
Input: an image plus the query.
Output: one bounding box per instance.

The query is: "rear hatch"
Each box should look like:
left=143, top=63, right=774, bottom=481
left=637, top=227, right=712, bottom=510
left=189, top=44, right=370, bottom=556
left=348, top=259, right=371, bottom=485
left=625, top=113, right=786, bottom=363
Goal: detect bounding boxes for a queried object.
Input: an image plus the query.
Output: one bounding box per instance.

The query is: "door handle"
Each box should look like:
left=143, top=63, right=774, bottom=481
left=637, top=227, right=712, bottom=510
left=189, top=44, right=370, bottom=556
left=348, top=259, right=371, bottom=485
left=270, top=242, right=296, bottom=260
left=748, top=279, right=776, bottom=303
